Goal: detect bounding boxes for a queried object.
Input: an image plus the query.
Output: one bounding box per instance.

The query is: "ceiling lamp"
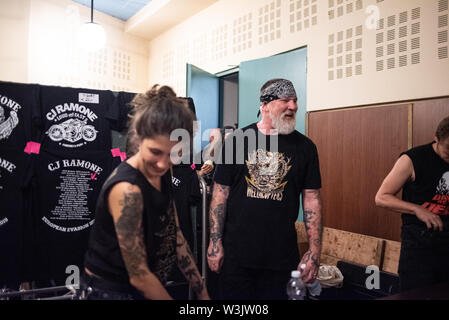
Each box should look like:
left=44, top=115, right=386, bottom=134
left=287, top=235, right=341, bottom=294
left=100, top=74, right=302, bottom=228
left=78, top=0, right=106, bottom=52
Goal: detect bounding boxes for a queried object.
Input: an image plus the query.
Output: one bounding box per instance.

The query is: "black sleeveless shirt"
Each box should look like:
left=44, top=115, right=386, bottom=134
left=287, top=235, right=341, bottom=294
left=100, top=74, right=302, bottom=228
left=84, top=161, right=177, bottom=284
left=401, top=142, right=449, bottom=226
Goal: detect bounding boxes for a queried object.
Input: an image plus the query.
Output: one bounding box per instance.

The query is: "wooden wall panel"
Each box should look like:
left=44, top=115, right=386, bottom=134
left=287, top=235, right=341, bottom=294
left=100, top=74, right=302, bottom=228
left=413, top=98, right=449, bottom=147
left=382, top=239, right=401, bottom=274
left=308, top=105, right=409, bottom=241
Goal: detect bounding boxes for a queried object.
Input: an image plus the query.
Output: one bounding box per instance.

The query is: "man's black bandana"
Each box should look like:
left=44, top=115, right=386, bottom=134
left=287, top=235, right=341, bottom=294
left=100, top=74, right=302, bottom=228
left=259, top=79, right=297, bottom=104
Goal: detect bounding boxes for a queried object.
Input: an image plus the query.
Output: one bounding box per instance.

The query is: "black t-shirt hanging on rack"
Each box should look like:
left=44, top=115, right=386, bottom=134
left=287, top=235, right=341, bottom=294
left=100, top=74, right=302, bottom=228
left=0, top=81, right=41, bottom=151
left=29, top=148, right=121, bottom=284
left=39, top=85, right=119, bottom=152
left=172, top=164, right=202, bottom=250
left=0, top=147, right=33, bottom=288
left=110, top=91, right=136, bottom=132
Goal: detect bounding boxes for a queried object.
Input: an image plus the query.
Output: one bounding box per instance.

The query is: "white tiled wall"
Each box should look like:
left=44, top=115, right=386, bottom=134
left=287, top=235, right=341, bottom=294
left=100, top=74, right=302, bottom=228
left=148, top=0, right=449, bottom=111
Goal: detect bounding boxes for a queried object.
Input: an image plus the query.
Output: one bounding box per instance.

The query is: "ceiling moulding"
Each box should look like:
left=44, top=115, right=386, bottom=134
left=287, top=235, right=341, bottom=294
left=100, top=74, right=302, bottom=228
left=125, top=0, right=219, bottom=41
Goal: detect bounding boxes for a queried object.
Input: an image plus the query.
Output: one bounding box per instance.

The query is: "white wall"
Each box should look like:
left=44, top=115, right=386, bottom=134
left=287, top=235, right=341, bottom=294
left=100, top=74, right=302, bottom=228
left=147, top=0, right=449, bottom=111
left=0, top=0, right=31, bottom=83
left=1, top=0, right=150, bottom=93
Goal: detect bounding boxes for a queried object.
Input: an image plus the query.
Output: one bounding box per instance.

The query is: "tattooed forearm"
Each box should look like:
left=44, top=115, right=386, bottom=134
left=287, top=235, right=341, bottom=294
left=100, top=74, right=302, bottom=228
left=302, top=189, right=323, bottom=253
left=208, top=184, right=230, bottom=258
left=210, top=204, right=226, bottom=238
left=209, top=184, right=229, bottom=236
left=175, top=226, right=195, bottom=260
left=173, top=209, right=205, bottom=296
left=176, top=226, right=187, bottom=247
left=302, top=250, right=320, bottom=268
left=207, top=232, right=221, bottom=258
left=115, top=189, right=148, bottom=277
left=216, top=183, right=230, bottom=196
left=177, top=254, right=204, bottom=294
left=303, top=210, right=323, bottom=238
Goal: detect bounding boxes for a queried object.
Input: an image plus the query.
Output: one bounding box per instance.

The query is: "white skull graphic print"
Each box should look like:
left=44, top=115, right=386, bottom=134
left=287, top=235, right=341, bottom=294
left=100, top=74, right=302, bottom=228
left=436, top=171, right=449, bottom=195
left=245, top=149, right=292, bottom=201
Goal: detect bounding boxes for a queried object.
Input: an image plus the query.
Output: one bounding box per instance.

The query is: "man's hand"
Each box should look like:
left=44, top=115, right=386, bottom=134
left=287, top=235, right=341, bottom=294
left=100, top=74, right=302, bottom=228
left=298, top=250, right=320, bottom=284
left=198, top=160, right=214, bottom=177
left=414, top=206, right=444, bottom=231
left=207, top=238, right=224, bottom=273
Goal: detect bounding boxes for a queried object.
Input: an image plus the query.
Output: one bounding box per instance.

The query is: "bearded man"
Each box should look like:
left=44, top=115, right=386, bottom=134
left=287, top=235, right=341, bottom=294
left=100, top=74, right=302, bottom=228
left=206, top=78, right=323, bottom=300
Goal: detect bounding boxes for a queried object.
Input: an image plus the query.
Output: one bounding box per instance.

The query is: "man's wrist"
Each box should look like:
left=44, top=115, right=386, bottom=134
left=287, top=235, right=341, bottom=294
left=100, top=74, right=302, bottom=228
left=210, top=232, right=223, bottom=242
left=308, top=245, right=321, bottom=257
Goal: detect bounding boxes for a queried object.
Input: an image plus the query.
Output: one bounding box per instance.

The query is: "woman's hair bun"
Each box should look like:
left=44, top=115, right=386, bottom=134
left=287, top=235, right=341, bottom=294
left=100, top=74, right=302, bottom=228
left=156, top=85, right=176, bottom=99
left=128, top=84, right=195, bottom=142
left=143, top=84, right=176, bottom=101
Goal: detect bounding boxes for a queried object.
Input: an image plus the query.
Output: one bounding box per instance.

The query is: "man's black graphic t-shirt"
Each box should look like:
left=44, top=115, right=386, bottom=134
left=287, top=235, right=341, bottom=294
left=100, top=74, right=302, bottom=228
left=29, top=148, right=120, bottom=283
left=0, top=81, right=40, bottom=151
left=214, top=123, right=322, bottom=270
left=39, top=85, right=118, bottom=151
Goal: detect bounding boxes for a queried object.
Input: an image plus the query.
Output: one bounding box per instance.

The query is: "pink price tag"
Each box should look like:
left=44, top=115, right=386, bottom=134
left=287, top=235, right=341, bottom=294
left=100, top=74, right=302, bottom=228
left=111, top=148, right=121, bottom=157
left=30, top=142, right=41, bottom=154
left=190, top=163, right=196, bottom=170
left=24, top=142, right=41, bottom=154
left=24, top=142, right=33, bottom=154
left=120, top=152, right=127, bottom=162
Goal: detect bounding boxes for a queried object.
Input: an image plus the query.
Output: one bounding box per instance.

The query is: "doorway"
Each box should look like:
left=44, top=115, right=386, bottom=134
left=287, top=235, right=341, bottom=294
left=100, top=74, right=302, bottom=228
left=219, top=71, right=239, bottom=129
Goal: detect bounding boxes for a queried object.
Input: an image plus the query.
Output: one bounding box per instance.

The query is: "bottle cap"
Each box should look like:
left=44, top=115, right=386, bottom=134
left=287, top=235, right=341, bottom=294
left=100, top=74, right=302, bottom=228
left=291, top=270, right=300, bottom=278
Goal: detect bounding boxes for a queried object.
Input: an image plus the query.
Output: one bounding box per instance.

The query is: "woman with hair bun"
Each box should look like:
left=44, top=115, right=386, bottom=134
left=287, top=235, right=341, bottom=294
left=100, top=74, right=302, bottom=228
left=82, top=85, right=210, bottom=300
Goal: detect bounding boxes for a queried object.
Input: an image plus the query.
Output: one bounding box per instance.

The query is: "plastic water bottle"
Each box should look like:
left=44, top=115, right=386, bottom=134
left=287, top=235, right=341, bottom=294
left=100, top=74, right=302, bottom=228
left=299, top=264, right=322, bottom=296
left=286, top=270, right=306, bottom=300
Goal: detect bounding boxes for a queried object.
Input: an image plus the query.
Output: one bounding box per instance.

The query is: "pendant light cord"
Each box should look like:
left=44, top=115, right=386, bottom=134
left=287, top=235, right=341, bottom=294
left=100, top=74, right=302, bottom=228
left=90, top=0, right=94, bottom=23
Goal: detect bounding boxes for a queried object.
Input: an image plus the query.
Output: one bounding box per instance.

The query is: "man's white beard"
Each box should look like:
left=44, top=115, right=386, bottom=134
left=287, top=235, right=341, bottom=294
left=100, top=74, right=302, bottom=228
left=269, top=110, right=296, bottom=134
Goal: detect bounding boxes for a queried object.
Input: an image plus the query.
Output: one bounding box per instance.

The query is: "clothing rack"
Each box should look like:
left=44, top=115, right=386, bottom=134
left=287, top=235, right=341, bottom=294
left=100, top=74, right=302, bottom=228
left=0, top=285, right=82, bottom=300
left=0, top=177, right=210, bottom=301
left=199, top=175, right=208, bottom=286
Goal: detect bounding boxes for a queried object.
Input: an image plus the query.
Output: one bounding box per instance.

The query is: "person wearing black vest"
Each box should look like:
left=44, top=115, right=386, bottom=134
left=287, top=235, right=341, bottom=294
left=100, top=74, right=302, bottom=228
left=207, top=79, right=323, bottom=300
left=376, top=116, right=449, bottom=292
left=83, top=85, right=210, bottom=300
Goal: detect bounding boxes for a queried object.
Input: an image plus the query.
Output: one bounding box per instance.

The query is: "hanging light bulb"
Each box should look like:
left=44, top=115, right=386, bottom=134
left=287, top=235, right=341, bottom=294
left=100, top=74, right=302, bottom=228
left=78, top=0, right=106, bottom=52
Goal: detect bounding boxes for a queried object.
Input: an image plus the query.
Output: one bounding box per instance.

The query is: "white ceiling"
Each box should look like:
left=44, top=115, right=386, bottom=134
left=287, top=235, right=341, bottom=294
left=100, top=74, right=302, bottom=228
left=125, top=0, right=219, bottom=41
left=72, top=0, right=152, bottom=21
left=72, top=0, right=219, bottom=41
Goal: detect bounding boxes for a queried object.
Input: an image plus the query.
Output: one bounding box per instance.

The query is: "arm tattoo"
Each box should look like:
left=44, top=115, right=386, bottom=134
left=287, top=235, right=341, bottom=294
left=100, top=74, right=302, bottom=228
left=115, top=189, right=147, bottom=277
left=208, top=184, right=230, bottom=257
left=210, top=204, right=226, bottom=238
left=175, top=226, right=205, bottom=295
left=177, top=254, right=204, bottom=294
left=176, top=226, right=187, bottom=247
left=302, top=250, right=320, bottom=268
left=303, top=189, right=323, bottom=252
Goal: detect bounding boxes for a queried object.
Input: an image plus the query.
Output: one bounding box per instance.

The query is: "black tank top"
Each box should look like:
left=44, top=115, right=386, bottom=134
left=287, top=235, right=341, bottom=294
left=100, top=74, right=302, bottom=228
left=401, top=142, right=449, bottom=225
left=84, top=161, right=177, bottom=284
